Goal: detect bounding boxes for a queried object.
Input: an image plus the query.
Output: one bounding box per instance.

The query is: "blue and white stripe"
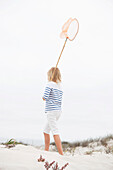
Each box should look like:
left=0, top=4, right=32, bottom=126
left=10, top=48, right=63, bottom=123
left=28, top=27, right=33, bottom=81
left=43, top=82, right=63, bottom=113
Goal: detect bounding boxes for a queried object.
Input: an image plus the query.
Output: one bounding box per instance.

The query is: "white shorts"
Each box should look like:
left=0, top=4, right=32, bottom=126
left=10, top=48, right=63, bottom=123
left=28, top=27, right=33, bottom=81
left=43, top=111, right=61, bottom=135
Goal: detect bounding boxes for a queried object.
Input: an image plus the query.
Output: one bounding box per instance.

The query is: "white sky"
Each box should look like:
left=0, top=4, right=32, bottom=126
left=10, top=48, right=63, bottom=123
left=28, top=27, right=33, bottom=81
left=0, top=0, right=113, bottom=143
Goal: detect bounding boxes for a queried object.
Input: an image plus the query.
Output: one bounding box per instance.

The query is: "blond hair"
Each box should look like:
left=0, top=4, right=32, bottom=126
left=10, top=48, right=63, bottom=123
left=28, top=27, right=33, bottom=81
left=47, top=67, right=61, bottom=83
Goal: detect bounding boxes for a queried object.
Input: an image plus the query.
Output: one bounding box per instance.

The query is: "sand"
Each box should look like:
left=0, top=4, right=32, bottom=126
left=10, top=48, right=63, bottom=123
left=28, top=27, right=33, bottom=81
left=0, top=144, right=113, bottom=170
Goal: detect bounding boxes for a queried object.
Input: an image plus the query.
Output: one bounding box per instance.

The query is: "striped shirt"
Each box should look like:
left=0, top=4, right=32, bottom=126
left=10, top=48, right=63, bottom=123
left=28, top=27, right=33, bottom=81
left=43, top=81, right=63, bottom=113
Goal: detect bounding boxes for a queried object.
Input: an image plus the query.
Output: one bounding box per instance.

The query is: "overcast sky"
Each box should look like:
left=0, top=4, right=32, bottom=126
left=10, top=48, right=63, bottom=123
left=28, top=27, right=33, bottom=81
left=0, top=0, right=113, bottom=144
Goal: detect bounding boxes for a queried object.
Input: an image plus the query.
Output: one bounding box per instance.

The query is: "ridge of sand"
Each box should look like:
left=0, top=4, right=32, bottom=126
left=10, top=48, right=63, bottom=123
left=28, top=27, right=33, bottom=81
left=0, top=144, right=113, bottom=170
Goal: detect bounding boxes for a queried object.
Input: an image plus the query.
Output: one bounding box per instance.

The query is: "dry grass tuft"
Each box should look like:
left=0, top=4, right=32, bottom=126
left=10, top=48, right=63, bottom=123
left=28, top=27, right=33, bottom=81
left=50, top=134, right=113, bottom=155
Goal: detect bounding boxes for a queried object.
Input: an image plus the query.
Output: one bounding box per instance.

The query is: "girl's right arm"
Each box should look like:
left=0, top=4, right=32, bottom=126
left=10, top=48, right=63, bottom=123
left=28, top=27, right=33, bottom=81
left=42, top=97, right=45, bottom=101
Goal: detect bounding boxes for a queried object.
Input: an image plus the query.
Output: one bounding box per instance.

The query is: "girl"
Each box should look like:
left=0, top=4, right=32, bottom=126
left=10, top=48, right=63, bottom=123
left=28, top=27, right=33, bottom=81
left=42, top=67, right=63, bottom=155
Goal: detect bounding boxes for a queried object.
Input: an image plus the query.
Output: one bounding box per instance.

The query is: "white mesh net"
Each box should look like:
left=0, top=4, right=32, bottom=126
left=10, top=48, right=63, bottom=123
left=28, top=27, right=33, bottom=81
left=60, top=18, right=79, bottom=41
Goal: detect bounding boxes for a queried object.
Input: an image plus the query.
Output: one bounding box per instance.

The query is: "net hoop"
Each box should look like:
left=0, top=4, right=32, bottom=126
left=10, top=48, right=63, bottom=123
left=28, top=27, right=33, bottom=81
left=60, top=18, right=79, bottom=41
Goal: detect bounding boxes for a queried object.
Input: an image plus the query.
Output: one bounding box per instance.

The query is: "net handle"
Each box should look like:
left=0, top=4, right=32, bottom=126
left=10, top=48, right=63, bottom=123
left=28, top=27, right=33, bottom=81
left=50, top=38, right=67, bottom=81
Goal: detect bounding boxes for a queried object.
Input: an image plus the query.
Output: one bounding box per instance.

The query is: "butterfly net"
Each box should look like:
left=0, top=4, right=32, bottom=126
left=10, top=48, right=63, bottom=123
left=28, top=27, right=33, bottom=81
left=60, top=18, right=79, bottom=41
left=51, top=18, right=79, bottom=81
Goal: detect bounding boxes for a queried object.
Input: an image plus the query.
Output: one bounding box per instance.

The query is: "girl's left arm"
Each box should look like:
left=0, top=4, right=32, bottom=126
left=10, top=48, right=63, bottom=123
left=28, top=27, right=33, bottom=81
left=42, top=86, right=51, bottom=101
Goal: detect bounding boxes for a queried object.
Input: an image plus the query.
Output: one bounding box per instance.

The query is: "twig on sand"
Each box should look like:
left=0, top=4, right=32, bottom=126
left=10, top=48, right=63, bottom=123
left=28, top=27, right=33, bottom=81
left=52, top=162, right=69, bottom=170
left=37, top=155, right=69, bottom=170
left=37, top=155, right=45, bottom=162
left=60, top=163, right=69, bottom=170
left=44, top=161, right=55, bottom=170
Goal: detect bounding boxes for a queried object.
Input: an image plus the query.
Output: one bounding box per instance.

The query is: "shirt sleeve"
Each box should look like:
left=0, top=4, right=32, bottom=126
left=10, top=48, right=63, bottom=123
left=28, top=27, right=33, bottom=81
left=43, top=83, right=51, bottom=100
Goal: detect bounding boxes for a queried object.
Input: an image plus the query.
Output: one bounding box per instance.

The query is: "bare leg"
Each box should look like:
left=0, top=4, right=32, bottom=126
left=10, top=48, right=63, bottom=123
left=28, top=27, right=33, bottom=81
left=44, top=133, right=50, bottom=151
left=53, top=135, right=63, bottom=155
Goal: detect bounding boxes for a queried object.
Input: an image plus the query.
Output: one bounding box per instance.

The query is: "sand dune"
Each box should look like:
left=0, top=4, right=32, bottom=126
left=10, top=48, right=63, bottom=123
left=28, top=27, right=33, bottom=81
left=0, top=144, right=113, bottom=170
